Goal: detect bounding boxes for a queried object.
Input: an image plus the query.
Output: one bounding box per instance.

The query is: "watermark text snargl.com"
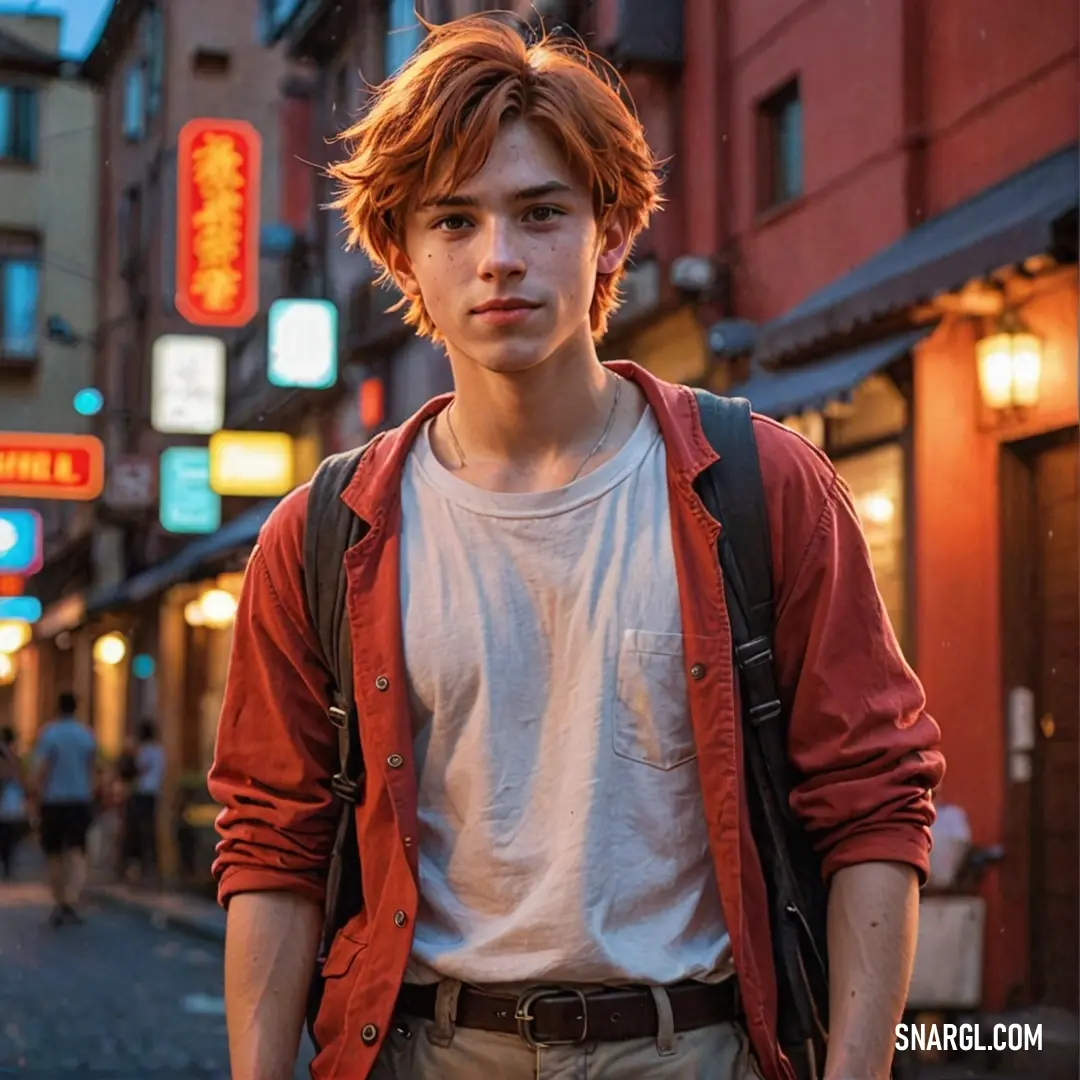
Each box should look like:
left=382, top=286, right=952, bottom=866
left=895, top=1022, right=1042, bottom=1054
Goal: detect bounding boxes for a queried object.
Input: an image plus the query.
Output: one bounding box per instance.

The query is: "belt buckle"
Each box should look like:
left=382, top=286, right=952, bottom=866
left=514, top=987, right=589, bottom=1049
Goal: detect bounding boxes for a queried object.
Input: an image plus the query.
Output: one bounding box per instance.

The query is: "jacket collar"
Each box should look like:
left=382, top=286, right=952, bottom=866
left=340, top=360, right=719, bottom=523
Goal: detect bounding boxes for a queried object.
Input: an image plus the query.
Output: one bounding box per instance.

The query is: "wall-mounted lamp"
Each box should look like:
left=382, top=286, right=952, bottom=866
left=0, top=652, right=15, bottom=686
left=0, top=621, right=31, bottom=655
left=93, top=632, right=127, bottom=666
left=198, top=588, right=238, bottom=630
left=184, top=587, right=238, bottom=630
left=976, top=313, right=1042, bottom=411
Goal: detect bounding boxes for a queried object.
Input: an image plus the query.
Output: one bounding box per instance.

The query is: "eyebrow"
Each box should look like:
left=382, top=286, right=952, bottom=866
left=419, top=180, right=575, bottom=210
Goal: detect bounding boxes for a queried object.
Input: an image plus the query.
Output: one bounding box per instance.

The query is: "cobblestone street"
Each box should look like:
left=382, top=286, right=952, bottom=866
left=0, top=876, right=314, bottom=1079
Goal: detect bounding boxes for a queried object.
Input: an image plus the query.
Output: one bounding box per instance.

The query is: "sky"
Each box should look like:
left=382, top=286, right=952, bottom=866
left=0, top=0, right=113, bottom=59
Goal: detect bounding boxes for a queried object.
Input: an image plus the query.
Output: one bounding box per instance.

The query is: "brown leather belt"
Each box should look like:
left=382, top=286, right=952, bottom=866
left=395, top=979, right=739, bottom=1047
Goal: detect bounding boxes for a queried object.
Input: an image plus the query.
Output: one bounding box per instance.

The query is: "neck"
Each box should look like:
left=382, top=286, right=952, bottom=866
left=444, top=330, right=613, bottom=464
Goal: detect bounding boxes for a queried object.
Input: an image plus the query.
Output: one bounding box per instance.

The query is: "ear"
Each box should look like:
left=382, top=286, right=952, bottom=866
left=386, top=243, right=421, bottom=299
left=596, top=213, right=631, bottom=276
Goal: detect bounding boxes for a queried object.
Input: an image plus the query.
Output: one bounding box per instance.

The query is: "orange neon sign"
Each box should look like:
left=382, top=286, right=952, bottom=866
left=0, top=575, right=24, bottom=597
left=0, top=433, right=105, bottom=501
left=175, top=118, right=261, bottom=328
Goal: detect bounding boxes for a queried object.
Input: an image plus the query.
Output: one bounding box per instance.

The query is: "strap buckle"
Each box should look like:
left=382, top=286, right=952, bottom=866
left=331, top=773, right=359, bottom=803
left=734, top=635, right=783, bottom=725
left=515, top=987, right=589, bottom=1049
left=328, top=704, right=348, bottom=729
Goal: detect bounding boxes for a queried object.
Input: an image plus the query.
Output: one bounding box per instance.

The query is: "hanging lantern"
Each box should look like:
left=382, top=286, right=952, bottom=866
left=976, top=313, right=1043, bottom=411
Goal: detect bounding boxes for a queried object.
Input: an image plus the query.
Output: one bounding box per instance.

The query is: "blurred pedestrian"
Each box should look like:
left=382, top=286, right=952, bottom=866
left=129, top=719, right=164, bottom=887
left=0, top=725, right=29, bottom=880
left=31, top=692, right=97, bottom=925
left=114, top=733, right=140, bottom=880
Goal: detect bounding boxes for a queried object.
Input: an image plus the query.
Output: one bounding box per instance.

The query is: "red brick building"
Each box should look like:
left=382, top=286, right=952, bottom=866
left=688, top=0, right=1079, bottom=1016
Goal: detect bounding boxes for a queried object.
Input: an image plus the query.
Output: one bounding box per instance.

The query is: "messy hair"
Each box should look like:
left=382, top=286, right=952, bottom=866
left=328, top=14, right=664, bottom=342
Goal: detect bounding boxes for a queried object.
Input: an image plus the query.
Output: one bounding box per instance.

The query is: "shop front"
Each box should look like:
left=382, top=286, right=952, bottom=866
left=736, top=143, right=1079, bottom=1012
left=82, top=499, right=274, bottom=890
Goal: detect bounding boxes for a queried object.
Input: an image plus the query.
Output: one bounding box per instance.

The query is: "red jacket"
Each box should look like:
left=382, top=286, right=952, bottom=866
left=209, top=362, right=945, bottom=1080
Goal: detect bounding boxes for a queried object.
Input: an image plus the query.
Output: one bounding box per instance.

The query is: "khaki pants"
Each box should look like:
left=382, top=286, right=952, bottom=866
left=371, top=982, right=765, bottom=1080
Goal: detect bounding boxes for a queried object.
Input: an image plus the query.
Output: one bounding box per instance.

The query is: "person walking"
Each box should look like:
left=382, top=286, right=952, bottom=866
left=114, top=734, right=140, bottom=881
left=209, top=15, right=945, bottom=1080
left=130, top=719, right=164, bottom=887
left=32, top=692, right=97, bottom=925
left=0, top=725, right=29, bottom=880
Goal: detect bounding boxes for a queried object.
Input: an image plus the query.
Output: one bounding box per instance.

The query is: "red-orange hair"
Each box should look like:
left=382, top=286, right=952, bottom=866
left=328, top=14, right=664, bottom=342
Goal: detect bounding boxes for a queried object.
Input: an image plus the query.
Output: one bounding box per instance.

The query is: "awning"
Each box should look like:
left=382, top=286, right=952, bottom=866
left=728, top=328, right=931, bottom=419
left=34, top=593, right=87, bottom=640
left=755, top=143, right=1079, bottom=364
left=85, top=498, right=278, bottom=616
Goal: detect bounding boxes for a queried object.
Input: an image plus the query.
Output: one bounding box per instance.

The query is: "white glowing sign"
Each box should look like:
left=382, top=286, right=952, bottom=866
left=267, top=298, right=338, bottom=390
left=151, top=334, right=227, bottom=435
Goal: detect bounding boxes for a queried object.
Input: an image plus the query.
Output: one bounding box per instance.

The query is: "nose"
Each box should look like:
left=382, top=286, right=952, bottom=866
left=476, top=218, right=526, bottom=283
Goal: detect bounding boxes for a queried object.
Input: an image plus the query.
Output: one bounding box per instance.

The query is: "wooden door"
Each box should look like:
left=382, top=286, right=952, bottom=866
left=1030, top=428, right=1079, bottom=1011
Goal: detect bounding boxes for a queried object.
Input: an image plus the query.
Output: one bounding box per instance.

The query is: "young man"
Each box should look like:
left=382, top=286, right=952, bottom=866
left=32, top=691, right=97, bottom=924
left=209, top=15, right=944, bottom=1080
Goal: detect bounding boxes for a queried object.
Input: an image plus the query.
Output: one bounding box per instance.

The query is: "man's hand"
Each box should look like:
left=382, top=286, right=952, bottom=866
left=823, top=861, right=919, bottom=1080
left=224, top=891, right=323, bottom=1080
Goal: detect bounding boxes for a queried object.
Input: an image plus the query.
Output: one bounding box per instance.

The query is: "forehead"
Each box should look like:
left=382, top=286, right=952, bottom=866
left=425, top=119, right=586, bottom=202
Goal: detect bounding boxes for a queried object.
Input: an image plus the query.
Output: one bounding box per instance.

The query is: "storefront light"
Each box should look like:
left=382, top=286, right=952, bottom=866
left=198, top=588, right=238, bottom=630
left=0, top=651, right=14, bottom=685
left=0, top=621, right=31, bottom=655
left=93, top=632, right=127, bottom=666
left=184, top=599, right=207, bottom=627
left=861, top=493, right=896, bottom=526
left=976, top=315, right=1042, bottom=411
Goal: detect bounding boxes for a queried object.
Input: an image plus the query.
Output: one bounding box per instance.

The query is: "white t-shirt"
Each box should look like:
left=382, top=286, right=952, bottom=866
left=400, top=406, right=731, bottom=986
left=135, top=742, right=166, bottom=796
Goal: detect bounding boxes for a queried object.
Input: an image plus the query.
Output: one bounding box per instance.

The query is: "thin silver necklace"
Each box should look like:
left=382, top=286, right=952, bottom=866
left=445, top=373, right=623, bottom=485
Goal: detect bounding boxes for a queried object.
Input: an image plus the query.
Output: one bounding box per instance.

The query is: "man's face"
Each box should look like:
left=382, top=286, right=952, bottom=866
left=392, top=120, right=628, bottom=374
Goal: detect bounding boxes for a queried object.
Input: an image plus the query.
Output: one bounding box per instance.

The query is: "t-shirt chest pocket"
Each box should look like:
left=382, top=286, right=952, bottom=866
left=613, top=629, right=696, bottom=771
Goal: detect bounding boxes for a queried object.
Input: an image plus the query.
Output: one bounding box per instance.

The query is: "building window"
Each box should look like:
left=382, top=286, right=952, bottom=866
left=0, top=86, right=37, bottom=165
left=259, top=0, right=305, bottom=43
left=0, top=235, right=41, bottom=362
left=118, top=184, right=144, bottom=280
left=123, top=63, right=146, bottom=141
left=757, top=78, right=802, bottom=210
left=780, top=372, right=911, bottom=654
left=834, top=443, right=907, bottom=653
left=143, top=5, right=165, bottom=117
left=385, top=0, right=425, bottom=77
left=192, top=48, right=232, bottom=76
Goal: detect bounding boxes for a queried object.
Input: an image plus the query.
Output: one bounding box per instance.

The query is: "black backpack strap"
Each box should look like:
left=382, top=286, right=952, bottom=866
left=692, top=390, right=828, bottom=1079
left=302, top=443, right=377, bottom=972
left=691, top=391, right=789, bottom=798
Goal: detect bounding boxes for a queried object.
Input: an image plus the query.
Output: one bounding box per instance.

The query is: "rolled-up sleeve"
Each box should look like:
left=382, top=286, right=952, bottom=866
left=208, top=487, right=338, bottom=910
left=765, top=429, right=946, bottom=884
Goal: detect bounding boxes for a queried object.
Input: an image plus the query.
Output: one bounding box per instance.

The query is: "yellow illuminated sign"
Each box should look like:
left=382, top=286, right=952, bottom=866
left=208, top=431, right=295, bottom=496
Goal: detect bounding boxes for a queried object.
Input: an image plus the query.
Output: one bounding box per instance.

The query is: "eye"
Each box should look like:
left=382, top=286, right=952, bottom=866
left=433, top=214, right=472, bottom=232
left=525, top=205, right=564, bottom=223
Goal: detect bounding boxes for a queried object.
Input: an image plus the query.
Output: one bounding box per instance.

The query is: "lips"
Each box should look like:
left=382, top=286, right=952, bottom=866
left=470, top=298, right=541, bottom=314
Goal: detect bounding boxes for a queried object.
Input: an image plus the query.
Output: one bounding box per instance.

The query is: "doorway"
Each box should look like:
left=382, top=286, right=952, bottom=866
left=1003, top=426, right=1079, bottom=1011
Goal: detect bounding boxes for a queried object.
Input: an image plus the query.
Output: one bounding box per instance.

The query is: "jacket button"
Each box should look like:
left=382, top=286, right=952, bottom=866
left=690, top=663, right=706, bottom=680
left=394, top=909, right=408, bottom=928
left=387, top=753, right=404, bottom=769
left=360, top=1023, right=379, bottom=1045
left=375, top=675, right=390, bottom=691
